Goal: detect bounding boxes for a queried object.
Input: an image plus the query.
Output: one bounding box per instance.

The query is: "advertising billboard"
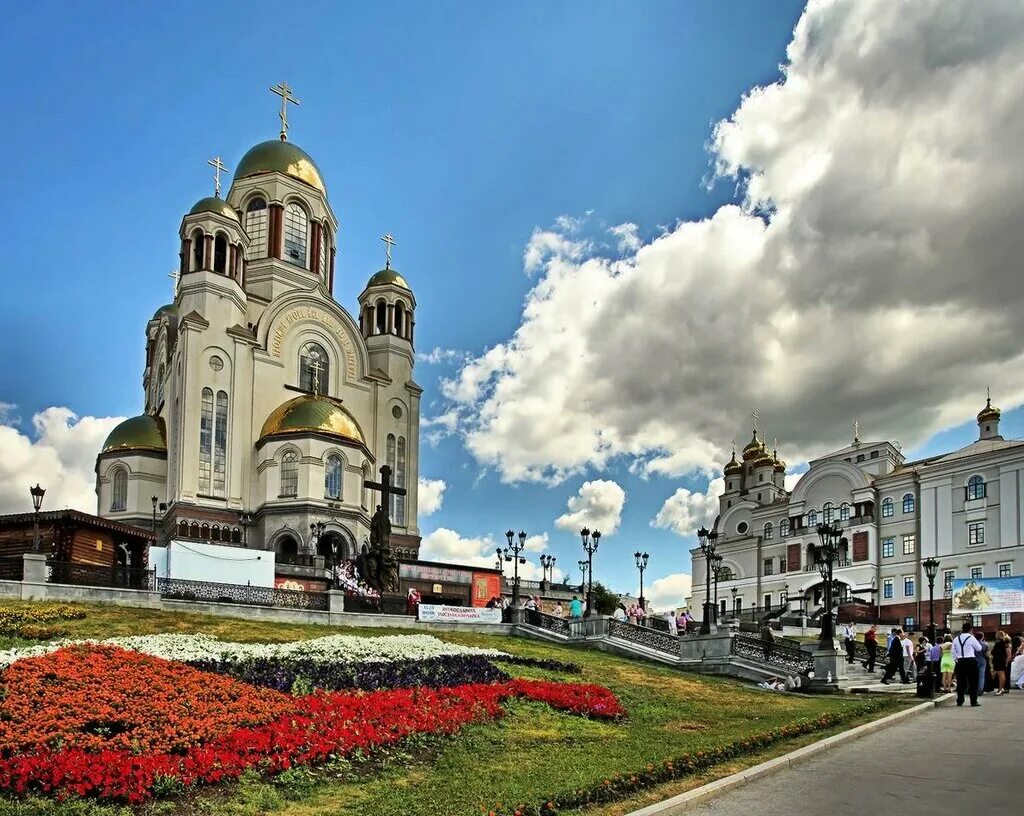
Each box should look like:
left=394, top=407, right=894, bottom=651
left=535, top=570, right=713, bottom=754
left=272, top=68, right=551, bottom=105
left=951, top=577, right=1024, bottom=615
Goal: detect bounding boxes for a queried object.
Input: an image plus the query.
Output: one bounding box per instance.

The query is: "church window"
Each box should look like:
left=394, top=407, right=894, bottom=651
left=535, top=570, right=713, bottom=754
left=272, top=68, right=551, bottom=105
left=177, top=521, right=188, bottom=538
left=276, top=535, right=298, bottom=557
left=191, top=229, right=204, bottom=271
left=283, top=202, right=308, bottom=266
left=156, top=364, right=165, bottom=406
left=213, top=391, right=228, bottom=497
left=110, top=468, right=127, bottom=512
left=245, top=198, right=268, bottom=259
left=966, top=475, right=985, bottom=501
left=209, top=356, right=224, bottom=371
left=395, top=301, right=405, bottom=336
left=780, top=518, right=790, bottom=538
left=763, top=522, right=773, bottom=540
left=189, top=521, right=200, bottom=539
left=280, top=451, right=298, bottom=497
left=198, top=388, right=214, bottom=494
left=211, top=525, right=221, bottom=542
left=318, top=228, right=329, bottom=281
left=392, top=405, right=403, bottom=420
left=231, top=527, right=241, bottom=543
left=386, top=435, right=397, bottom=518
left=840, top=502, right=850, bottom=521
left=902, top=493, right=915, bottom=514
left=213, top=234, right=228, bottom=274
left=807, top=510, right=818, bottom=526
left=396, top=436, right=407, bottom=526
left=325, top=454, right=343, bottom=500
left=299, top=342, right=329, bottom=394
left=200, top=523, right=210, bottom=540
left=822, top=501, right=834, bottom=523
left=881, top=497, right=894, bottom=518
left=199, top=388, right=228, bottom=498
left=375, top=301, right=387, bottom=335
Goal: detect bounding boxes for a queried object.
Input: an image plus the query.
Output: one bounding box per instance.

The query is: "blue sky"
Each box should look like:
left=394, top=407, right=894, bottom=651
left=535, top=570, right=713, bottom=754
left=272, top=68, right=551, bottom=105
left=2, top=1, right=1021, bottom=604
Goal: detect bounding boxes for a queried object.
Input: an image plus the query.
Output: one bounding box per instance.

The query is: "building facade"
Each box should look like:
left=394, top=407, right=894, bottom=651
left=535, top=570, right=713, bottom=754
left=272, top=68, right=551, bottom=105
left=94, top=121, right=422, bottom=570
left=689, top=398, right=1024, bottom=632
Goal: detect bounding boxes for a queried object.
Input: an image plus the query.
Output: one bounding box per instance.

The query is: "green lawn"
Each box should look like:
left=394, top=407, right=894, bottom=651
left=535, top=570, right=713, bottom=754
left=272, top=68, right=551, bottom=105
left=0, top=601, right=905, bottom=816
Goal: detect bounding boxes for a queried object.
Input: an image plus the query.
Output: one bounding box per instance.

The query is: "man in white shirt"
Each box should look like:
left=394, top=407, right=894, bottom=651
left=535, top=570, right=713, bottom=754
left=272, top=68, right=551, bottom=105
left=952, top=621, right=983, bottom=706
left=842, top=623, right=857, bottom=664
left=665, top=609, right=678, bottom=635
left=901, top=632, right=916, bottom=681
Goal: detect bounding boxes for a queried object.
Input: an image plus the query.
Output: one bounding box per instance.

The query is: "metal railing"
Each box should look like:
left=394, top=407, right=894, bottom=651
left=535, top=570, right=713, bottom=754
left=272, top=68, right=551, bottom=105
left=526, top=609, right=573, bottom=636
left=48, top=561, right=155, bottom=590
left=277, top=553, right=317, bottom=567
left=731, top=632, right=814, bottom=674
left=0, top=557, right=24, bottom=581
left=607, top=618, right=681, bottom=656
left=157, top=576, right=328, bottom=610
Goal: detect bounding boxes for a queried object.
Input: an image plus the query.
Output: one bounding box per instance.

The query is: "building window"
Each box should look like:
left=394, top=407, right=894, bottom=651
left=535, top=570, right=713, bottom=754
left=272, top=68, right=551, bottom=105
left=904, top=616, right=915, bottom=630
left=840, top=502, right=850, bottom=521
left=870, top=450, right=879, bottom=459
left=807, top=510, right=818, bottom=526
left=763, top=522, right=773, bottom=540
left=902, top=534, right=916, bottom=555
left=882, top=538, right=894, bottom=558
left=882, top=498, right=894, bottom=518
left=998, top=563, right=1011, bottom=578
left=970, top=566, right=983, bottom=580
left=325, top=454, right=343, bottom=500
left=110, top=468, right=127, bottom=512
left=966, top=475, right=985, bottom=501
left=245, top=198, right=268, bottom=259
left=902, top=493, right=915, bottom=514
left=395, top=301, right=405, bottom=337
left=764, top=593, right=772, bottom=608
left=299, top=342, right=329, bottom=394
left=856, top=453, right=865, bottom=463
left=883, top=578, right=893, bottom=599
left=780, top=518, right=789, bottom=538
left=213, top=234, right=228, bottom=273
left=736, top=521, right=749, bottom=535
left=1000, top=612, right=1011, bottom=626
left=191, top=229, right=204, bottom=270
left=763, top=558, right=773, bottom=576
left=904, top=577, right=915, bottom=597
left=198, top=388, right=214, bottom=494
left=779, top=556, right=786, bottom=573
left=280, top=451, right=298, bottom=497
left=283, top=202, right=309, bottom=266
left=213, top=390, right=228, bottom=497
left=968, top=522, right=984, bottom=546
left=823, top=501, right=834, bottom=523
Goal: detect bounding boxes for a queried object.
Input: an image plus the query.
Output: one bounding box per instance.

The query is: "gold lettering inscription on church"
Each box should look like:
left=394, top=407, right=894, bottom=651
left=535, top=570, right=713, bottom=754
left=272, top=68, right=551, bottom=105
left=269, top=307, right=357, bottom=378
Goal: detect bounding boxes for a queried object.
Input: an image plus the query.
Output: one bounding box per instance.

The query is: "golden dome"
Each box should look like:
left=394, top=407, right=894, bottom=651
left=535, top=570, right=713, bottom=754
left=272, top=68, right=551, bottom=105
left=773, top=453, right=786, bottom=473
left=741, top=432, right=764, bottom=461
left=366, top=267, right=411, bottom=290
left=101, top=415, right=167, bottom=454
left=723, top=448, right=742, bottom=475
left=753, top=449, right=775, bottom=468
left=260, top=394, right=364, bottom=445
left=977, top=397, right=1001, bottom=423
left=152, top=303, right=178, bottom=321
left=234, top=140, right=326, bottom=194
left=188, top=196, right=240, bottom=221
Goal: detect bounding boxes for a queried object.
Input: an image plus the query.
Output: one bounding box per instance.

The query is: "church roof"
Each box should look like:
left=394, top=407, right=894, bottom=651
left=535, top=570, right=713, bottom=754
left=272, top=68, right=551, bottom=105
left=366, top=267, right=411, bottom=290
left=260, top=394, right=364, bottom=446
left=101, top=415, right=167, bottom=454
left=188, top=196, right=239, bottom=221
left=234, top=140, right=326, bottom=194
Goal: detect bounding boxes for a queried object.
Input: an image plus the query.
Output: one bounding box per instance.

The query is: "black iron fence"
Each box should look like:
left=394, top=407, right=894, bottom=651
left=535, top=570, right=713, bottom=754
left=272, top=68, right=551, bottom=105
left=344, top=594, right=410, bottom=615
left=48, top=561, right=155, bottom=590
left=157, top=576, right=328, bottom=610
left=526, top=609, right=573, bottom=637
left=0, top=557, right=24, bottom=581
left=607, top=618, right=681, bottom=656
left=731, top=632, right=814, bottom=674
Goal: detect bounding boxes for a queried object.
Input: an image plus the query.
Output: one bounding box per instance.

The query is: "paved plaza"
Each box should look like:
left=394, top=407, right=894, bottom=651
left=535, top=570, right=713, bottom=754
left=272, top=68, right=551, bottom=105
left=670, top=696, right=1023, bottom=816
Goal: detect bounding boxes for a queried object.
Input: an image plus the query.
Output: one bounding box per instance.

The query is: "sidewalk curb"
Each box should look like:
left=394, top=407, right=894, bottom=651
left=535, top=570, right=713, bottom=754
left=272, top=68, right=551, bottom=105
left=624, top=694, right=952, bottom=816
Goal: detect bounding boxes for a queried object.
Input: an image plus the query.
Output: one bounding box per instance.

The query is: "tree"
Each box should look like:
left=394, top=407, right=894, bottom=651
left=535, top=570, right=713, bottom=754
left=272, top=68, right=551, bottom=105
left=591, top=582, right=619, bottom=615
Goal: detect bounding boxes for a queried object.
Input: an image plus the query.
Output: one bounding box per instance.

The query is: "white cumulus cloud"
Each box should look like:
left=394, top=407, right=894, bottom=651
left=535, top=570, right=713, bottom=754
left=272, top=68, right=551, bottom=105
left=437, top=0, right=1024, bottom=484
left=419, top=527, right=544, bottom=579
left=652, top=477, right=725, bottom=537
left=0, top=406, right=123, bottom=515
left=554, top=479, right=626, bottom=535
left=647, top=573, right=694, bottom=613
left=417, top=477, right=446, bottom=516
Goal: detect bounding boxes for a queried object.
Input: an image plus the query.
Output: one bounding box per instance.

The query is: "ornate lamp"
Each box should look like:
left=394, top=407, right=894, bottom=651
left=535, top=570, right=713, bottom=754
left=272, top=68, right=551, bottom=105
left=697, top=526, right=719, bottom=634
left=29, top=484, right=45, bottom=554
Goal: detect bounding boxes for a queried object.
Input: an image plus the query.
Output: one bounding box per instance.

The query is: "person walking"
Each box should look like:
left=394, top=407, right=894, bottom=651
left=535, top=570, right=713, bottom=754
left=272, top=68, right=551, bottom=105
left=552, top=601, right=564, bottom=618
left=760, top=623, right=776, bottom=661
left=991, top=630, right=1010, bottom=695
left=842, top=622, right=857, bottom=664
left=881, top=629, right=909, bottom=685
left=953, top=622, right=983, bottom=706
left=665, top=609, right=678, bottom=635
left=864, top=625, right=878, bottom=672
left=940, top=635, right=955, bottom=693
left=568, top=595, right=583, bottom=619
left=676, top=609, right=688, bottom=634
left=928, top=636, right=943, bottom=693
left=612, top=603, right=627, bottom=621
left=902, top=631, right=916, bottom=682
left=975, top=629, right=989, bottom=695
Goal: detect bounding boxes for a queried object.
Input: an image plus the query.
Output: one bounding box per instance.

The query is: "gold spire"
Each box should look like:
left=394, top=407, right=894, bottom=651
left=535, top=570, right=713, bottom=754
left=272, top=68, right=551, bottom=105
left=270, top=81, right=301, bottom=141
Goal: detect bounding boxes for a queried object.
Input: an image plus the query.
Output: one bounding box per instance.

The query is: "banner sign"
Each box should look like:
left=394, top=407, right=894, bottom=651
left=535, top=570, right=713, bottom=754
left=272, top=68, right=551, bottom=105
left=417, top=604, right=502, bottom=624
left=951, top=577, right=1024, bottom=615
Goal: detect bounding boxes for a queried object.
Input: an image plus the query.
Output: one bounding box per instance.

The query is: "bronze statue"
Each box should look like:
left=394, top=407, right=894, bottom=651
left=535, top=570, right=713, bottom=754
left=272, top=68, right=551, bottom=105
left=356, top=468, right=406, bottom=596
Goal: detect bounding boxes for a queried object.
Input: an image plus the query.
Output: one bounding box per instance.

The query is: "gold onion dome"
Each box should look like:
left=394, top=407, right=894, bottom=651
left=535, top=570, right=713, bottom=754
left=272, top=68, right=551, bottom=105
left=366, top=267, right=411, bottom=290
left=773, top=451, right=786, bottom=473
left=741, top=432, right=764, bottom=461
left=188, top=196, right=240, bottom=221
left=753, top=448, right=775, bottom=468
left=260, top=394, right=364, bottom=445
left=977, top=397, right=1001, bottom=423
left=723, top=450, right=742, bottom=476
left=101, top=415, right=167, bottom=454
left=234, top=140, right=326, bottom=194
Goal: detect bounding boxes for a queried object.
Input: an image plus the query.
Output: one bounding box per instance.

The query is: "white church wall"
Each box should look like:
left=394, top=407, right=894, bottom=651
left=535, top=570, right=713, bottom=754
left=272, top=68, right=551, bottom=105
left=165, top=539, right=275, bottom=586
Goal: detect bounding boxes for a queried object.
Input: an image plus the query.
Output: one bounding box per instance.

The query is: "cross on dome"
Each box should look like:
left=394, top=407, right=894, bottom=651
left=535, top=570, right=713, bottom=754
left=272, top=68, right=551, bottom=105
left=207, top=156, right=229, bottom=197
left=381, top=233, right=397, bottom=269
left=853, top=419, right=861, bottom=444
left=270, top=82, right=301, bottom=141
left=168, top=269, right=180, bottom=298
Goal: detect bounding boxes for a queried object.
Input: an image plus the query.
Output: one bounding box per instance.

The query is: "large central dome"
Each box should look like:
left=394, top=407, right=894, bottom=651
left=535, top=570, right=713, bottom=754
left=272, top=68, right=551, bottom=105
left=260, top=395, right=364, bottom=445
left=233, top=140, right=326, bottom=194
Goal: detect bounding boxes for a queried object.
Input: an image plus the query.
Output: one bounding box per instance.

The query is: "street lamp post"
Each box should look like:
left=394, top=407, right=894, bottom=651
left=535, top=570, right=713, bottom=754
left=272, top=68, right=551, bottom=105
left=580, top=528, right=601, bottom=617
left=151, top=496, right=159, bottom=536
left=634, top=551, right=649, bottom=611
left=578, top=559, right=588, bottom=594
left=539, top=554, right=557, bottom=583
left=240, top=513, right=254, bottom=547
left=711, top=553, right=723, bottom=621
left=812, top=522, right=846, bottom=648
left=922, top=557, right=940, bottom=644
left=697, top=526, right=719, bottom=634
left=498, top=530, right=528, bottom=608
left=730, top=585, right=738, bottom=618
left=29, top=484, right=45, bottom=554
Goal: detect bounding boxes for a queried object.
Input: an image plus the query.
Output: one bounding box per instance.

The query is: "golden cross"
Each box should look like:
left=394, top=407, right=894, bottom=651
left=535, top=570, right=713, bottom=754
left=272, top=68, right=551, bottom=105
left=308, top=358, right=324, bottom=396
left=168, top=269, right=180, bottom=298
left=207, top=156, right=229, bottom=197
left=381, top=233, right=397, bottom=269
left=270, top=82, right=300, bottom=141
left=751, top=409, right=759, bottom=434
left=853, top=419, right=860, bottom=443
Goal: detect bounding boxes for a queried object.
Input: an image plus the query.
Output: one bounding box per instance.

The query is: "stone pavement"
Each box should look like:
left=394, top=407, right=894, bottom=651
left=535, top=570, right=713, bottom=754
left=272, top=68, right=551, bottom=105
left=661, top=694, right=1023, bottom=816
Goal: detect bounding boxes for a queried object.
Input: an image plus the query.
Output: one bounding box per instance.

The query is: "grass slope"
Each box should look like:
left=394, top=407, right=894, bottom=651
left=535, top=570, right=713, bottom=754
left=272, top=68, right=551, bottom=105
left=0, top=602, right=903, bottom=816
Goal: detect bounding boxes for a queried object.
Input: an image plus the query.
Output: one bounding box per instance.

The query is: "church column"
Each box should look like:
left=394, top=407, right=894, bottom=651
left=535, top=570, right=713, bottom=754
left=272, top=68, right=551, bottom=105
left=310, top=222, right=321, bottom=275
left=180, top=239, right=191, bottom=275
left=329, top=247, right=336, bottom=294
left=229, top=245, right=238, bottom=282
left=409, top=317, right=415, bottom=346
left=405, top=311, right=413, bottom=341
left=203, top=235, right=213, bottom=270
left=386, top=303, right=395, bottom=335
left=269, top=204, right=284, bottom=259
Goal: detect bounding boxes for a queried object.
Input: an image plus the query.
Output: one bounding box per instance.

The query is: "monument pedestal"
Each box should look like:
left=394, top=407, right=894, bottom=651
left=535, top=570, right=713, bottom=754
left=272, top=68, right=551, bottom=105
left=807, top=640, right=846, bottom=693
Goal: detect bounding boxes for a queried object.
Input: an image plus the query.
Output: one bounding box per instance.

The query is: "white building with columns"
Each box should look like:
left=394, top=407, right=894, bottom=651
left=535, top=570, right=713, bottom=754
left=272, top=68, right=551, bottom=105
left=94, top=105, right=422, bottom=571
left=689, top=398, right=1024, bottom=632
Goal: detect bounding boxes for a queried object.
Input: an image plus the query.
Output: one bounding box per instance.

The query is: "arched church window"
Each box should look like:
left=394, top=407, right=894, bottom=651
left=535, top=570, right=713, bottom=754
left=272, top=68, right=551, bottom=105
left=807, top=510, right=818, bottom=527
left=245, top=198, right=268, bottom=259
left=325, top=454, right=343, bottom=500
left=199, top=388, right=229, bottom=497
left=191, top=229, right=204, bottom=271
left=283, top=202, right=308, bottom=266
left=967, top=475, right=985, bottom=501
left=110, top=467, right=127, bottom=512
left=882, top=497, right=894, bottom=518
left=201, top=523, right=210, bottom=540
left=394, top=302, right=405, bottom=337
left=386, top=435, right=397, bottom=519
left=276, top=535, right=298, bottom=557
left=213, top=234, right=228, bottom=274
left=231, top=527, right=241, bottom=544
left=178, top=520, right=188, bottom=538
left=840, top=502, right=850, bottom=521
left=396, top=436, right=407, bottom=526
left=280, top=451, right=298, bottom=497
left=210, top=525, right=221, bottom=542
left=299, top=342, right=329, bottom=394
left=823, top=501, right=834, bottom=523
left=375, top=301, right=387, bottom=335
left=780, top=518, right=790, bottom=538
left=213, top=390, right=228, bottom=497
left=902, top=493, right=915, bottom=514
left=318, top=227, right=329, bottom=281
left=189, top=522, right=200, bottom=539
left=763, top=522, right=773, bottom=540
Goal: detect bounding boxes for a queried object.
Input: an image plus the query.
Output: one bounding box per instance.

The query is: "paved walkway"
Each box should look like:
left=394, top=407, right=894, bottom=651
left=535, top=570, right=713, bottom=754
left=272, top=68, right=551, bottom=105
left=668, top=695, right=1023, bottom=816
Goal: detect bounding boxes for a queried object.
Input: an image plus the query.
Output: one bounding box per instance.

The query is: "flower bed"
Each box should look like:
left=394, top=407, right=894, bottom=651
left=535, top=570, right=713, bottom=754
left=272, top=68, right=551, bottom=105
left=0, top=604, right=86, bottom=641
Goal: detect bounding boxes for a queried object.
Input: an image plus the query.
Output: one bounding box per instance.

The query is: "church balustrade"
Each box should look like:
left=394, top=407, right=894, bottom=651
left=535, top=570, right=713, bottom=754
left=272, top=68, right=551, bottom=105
left=731, top=632, right=814, bottom=673
left=607, top=618, right=682, bottom=656
left=156, top=576, right=328, bottom=610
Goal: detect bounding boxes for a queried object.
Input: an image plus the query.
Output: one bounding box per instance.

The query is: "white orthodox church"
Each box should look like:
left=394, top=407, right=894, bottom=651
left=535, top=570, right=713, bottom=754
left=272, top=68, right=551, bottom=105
left=94, top=87, right=422, bottom=568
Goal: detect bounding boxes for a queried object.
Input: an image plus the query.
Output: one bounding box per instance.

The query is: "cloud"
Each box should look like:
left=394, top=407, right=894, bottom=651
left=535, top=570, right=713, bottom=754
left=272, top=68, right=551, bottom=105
left=652, top=477, right=725, bottom=537
left=647, top=573, right=693, bottom=613
left=437, top=0, right=1024, bottom=484
left=0, top=406, right=123, bottom=515
left=419, top=527, right=544, bottom=579
left=416, top=347, right=467, bottom=365
left=609, top=223, right=641, bottom=253
left=523, top=533, right=548, bottom=553
left=417, top=478, right=446, bottom=516
left=554, top=480, right=626, bottom=535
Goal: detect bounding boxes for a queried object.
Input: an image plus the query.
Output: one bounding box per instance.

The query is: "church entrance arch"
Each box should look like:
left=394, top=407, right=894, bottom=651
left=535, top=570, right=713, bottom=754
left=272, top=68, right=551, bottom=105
left=318, top=530, right=350, bottom=567
left=274, top=534, right=299, bottom=559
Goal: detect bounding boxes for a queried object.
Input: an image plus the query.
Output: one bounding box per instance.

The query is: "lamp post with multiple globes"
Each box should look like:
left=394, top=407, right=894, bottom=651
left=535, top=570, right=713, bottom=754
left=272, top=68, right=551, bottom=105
left=697, top=526, right=719, bottom=634
left=30, top=484, right=45, bottom=554
left=634, top=551, right=649, bottom=612
left=580, top=528, right=601, bottom=617
left=497, top=530, right=528, bottom=608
